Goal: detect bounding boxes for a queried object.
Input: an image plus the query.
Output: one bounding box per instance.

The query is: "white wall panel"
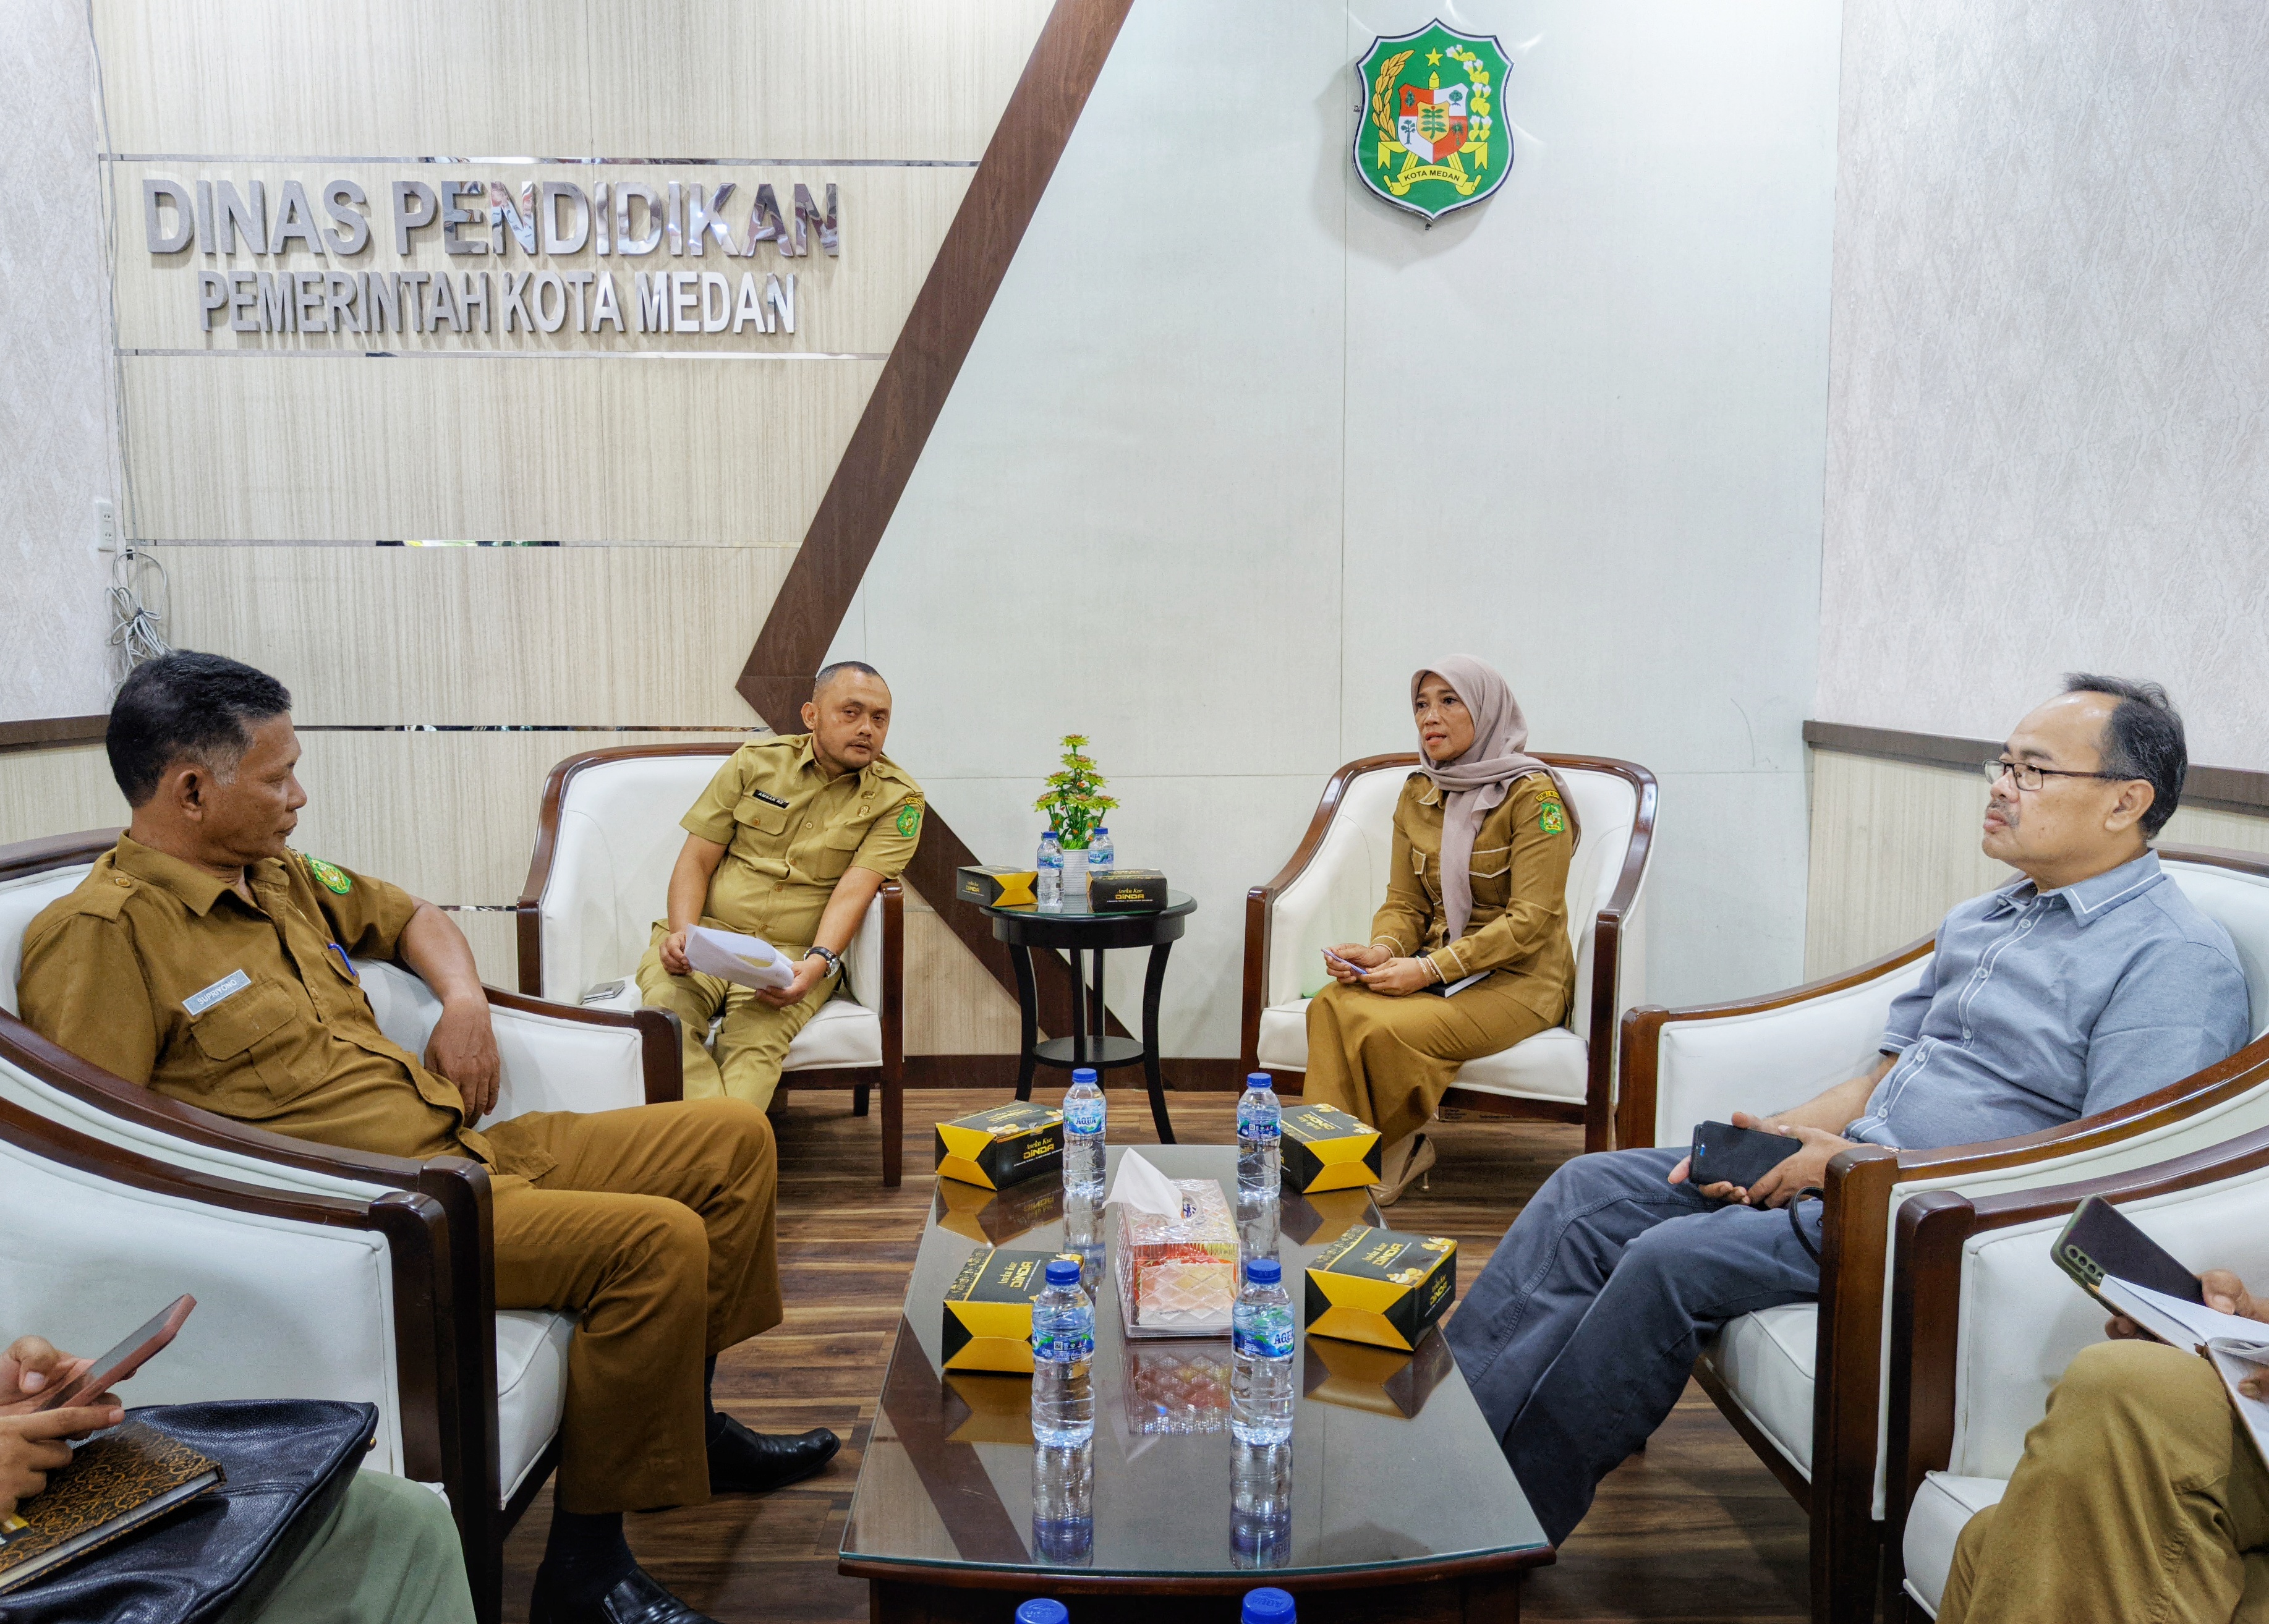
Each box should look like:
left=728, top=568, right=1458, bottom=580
left=0, top=747, right=127, bottom=848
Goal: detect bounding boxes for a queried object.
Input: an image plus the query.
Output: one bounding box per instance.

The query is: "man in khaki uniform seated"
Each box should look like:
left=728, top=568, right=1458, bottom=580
left=17, top=652, right=835, bottom=1624
left=636, top=661, right=922, bottom=1110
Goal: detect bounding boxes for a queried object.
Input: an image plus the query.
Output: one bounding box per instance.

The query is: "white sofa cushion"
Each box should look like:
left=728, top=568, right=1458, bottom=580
left=495, top=1309, right=575, bottom=1505
left=1698, top=1303, right=1816, bottom=1481
left=1257, top=999, right=1588, bottom=1102
left=0, top=867, right=92, bottom=1017
left=1902, top=1473, right=2007, bottom=1618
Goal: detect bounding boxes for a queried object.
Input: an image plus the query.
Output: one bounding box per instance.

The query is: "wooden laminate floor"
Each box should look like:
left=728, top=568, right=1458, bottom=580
left=498, top=1089, right=1810, bottom=1623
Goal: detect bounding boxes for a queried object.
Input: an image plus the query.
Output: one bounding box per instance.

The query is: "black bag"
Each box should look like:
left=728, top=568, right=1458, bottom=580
left=0, top=1399, right=380, bottom=1624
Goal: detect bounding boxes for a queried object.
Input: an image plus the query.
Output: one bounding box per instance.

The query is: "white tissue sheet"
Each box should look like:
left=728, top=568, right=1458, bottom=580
left=1104, top=1150, right=1188, bottom=1218
left=683, top=924, right=797, bottom=991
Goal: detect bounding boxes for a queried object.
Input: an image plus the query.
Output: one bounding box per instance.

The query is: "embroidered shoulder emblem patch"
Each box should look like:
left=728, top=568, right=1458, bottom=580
left=303, top=854, right=354, bottom=895
left=896, top=802, right=922, bottom=838
left=1538, top=798, right=1567, bottom=836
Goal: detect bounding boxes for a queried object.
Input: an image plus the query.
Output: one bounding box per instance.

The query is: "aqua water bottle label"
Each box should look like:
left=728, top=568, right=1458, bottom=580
left=1237, top=1103, right=1280, bottom=1140
left=1066, top=1099, right=1105, bottom=1134
left=1034, top=1327, right=1096, bottom=1361
left=1234, top=1307, right=1295, bottom=1359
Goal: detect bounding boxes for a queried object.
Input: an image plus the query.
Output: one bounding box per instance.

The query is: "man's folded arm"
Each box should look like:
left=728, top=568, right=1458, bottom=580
left=317, top=860, right=424, bottom=963
left=17, top=914, right=160, bottom=1086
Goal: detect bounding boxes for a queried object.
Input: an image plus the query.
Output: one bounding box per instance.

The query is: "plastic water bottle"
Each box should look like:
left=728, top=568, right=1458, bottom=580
left=1063, top=1189, right=1104, bottom=1292
left=1088, top=827, right=1114, bottom=869
left=1237, top=1073, right=1282, bottom=1198
left=1242, top=1586, right=1296, bottom=1624
left=1030, top=1257, right=1095, bottom=1447
left=1231, top=1259, right=1296, bottom=1445
left=1063, top=1067, right=1105, bottom=1200
left=1231, top=1441, right=1293, bottom=1569
left=1015, top=1601, right=1069, bottom=1624
left=1036, top=829, right=1063, bottom=911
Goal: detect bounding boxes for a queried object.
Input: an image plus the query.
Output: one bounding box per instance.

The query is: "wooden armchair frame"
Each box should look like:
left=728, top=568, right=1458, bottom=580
left=516, top=743, right=908, bottom=1184
left=1239, top=752, right=1658, bottom=1154
left=0, top=829, right=681, bottom=1624
left=1884, top=1114, right=2269, bottom=1620
left=1616, top=843, right=2269, bottom=1624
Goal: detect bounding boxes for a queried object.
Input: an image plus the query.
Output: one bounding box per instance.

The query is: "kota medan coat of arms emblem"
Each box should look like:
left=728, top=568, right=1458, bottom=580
left=1354, top=22, right=1512, bottom=223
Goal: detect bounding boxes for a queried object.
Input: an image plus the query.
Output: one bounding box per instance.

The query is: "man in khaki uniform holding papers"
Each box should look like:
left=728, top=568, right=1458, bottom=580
left=636, top=661, right=922, bottom=1110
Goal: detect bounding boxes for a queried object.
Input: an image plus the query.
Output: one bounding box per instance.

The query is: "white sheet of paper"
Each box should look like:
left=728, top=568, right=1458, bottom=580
left=2100, top=1277, right=2269, bottom=1353
left=1104, top=1149, right=1186, bottom=1218
left=2208, top=1341, right=2269, bottom=1469
left=683, top=924, right=797, bottom=992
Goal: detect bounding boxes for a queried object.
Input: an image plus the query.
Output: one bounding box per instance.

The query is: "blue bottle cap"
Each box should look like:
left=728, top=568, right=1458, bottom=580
left=1071, top=1067, right=1099, bottom=1085
left=1246, top=1257, right=1282, bottom=1285
left=1015, top=1602, right=1070, bottom=1624
left=1046, top=1257, right=1082, bottom=1286
left=1246, top=1072, right=1272, bottom=1088
left=1241, top=1586, right=1296, bottom=1624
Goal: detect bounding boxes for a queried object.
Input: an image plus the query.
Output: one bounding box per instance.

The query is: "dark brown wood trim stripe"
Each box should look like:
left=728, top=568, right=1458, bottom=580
left=735, top=0, right=1136, bottom=1027
left=1804, top=718, right=2269, bottom=817
left=0, top=715, right=107, bottom=754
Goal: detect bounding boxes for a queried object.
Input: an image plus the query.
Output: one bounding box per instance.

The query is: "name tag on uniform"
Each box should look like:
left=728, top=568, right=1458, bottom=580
left=749, top=788, right=790, bottom=809
left=184, top=968, right=251, bottom=1016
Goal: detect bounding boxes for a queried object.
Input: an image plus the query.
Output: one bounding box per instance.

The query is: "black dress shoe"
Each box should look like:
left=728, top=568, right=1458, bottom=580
left=529, top=1563, right=718, bottom=1624
left=707, top=1413, right=840, bottom=1494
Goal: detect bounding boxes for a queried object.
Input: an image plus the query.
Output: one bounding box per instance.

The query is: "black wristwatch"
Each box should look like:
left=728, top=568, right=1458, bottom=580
left=806, top=945, right=841, bottom=976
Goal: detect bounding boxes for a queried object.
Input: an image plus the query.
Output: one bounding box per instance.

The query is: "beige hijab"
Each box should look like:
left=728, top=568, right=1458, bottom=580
left=1413, top=657, right=1575, bottom=942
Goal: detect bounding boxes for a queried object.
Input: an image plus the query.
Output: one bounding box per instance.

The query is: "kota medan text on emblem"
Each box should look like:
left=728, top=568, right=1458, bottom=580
left=1353, top=22, right=1513, bottom=224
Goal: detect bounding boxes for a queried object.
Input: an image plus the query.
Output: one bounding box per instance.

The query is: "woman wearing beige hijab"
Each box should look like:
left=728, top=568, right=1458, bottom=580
left=1305, top=657, right=1578, bottom=1202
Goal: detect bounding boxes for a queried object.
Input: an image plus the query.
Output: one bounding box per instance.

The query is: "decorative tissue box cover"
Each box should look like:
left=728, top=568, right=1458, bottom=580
left=1114, top=1178, right=1238, bottom=1335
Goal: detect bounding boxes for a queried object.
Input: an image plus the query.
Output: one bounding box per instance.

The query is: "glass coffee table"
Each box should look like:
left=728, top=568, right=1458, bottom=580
left=839, top=1146, right=1551, bottom=1621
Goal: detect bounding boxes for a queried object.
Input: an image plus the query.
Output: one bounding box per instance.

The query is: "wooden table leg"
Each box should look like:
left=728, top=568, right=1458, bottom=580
left=1141, top=940, right=1175, bottom=1143
left=1013, top=945, right=1039, bottom=1101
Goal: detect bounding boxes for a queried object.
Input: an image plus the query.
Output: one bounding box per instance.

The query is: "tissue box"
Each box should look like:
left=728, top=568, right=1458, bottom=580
left=956, top=865, right=1038, bottom=909
left=1122, top=1345, right=1231, bottom=1435
left=934, top=1102, right=1064, bottom=1190
left=1301, top=1325, right=1455, bottom=1419
left=1087, top=868, right=1168, bottom=912
left=1280, top=1103, right=1384, bottom=1194
left=1115, top=1177, right=1238, bottom=1336
left=1304, top=1225, right=1457, bottom=1351
left=932, top=1170, right=1064, bottom=1245
left=941, top=1246, right=1057, bottom=1373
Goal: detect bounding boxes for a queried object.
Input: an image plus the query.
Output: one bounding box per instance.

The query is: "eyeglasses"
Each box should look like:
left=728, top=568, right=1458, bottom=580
left=1982, top=758, right=2129, bottom=793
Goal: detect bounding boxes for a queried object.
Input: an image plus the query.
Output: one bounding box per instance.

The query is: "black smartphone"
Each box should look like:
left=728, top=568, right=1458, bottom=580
left=1689, top=1121, right=1803, bottom=1191
left=2053, top=1196, right=2205, bottom=1306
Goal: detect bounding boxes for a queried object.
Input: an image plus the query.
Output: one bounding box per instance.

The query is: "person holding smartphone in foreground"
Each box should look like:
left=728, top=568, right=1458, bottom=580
left=1, top=1332, right=475, bottom=1623
left=1444, top=676, right=2251, bottom=1547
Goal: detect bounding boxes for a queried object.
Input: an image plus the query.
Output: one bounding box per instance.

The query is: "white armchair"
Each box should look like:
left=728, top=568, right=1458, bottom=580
left=0, top=830, right=678, bottom=1624
left=1616, top=846, right=2269, bottom=1624
left=1240, top=752, right=1658, bottom=1153
left=515, top=742, right=906, bottom=1184
left=1886, top=1122, right=2269, bottom=1618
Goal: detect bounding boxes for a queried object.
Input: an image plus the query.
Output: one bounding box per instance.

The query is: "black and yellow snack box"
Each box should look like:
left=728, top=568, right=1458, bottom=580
left=1279, top=1103, right=1383, bottom=1194
left=1304, top=1225, right=1457, bottom=1352
left=934, top=1101, right=1064, bottom=1190
left=941, top=1246, right=1057, bottom=1373
left=1302, top=1322, right=1455, bottom=1419
left=1088, top=868, right=1168, bottom=912
left=956, top=865, right=1039, bottom=909
left=932, top=1169, right=1064, bottom=1244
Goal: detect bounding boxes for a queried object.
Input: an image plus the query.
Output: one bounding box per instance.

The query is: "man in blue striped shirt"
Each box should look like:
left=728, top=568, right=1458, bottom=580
left=1446, top=675, right=2251, bottom=1545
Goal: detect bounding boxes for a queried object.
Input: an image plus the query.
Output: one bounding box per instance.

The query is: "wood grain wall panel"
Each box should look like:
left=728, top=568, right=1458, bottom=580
left=286, top=729, right=736, bottom=907
left=150, top=545, right=791, bottom=725
left=121, top=354, right=879, bottom=542
left=0, top=746, right=126, bottom=849
left=900, top=886, right=1020, bottom=1056
left=1803, top=749, right=2269, bottom=977
left=111, top=163, right=968, bottom=356
left=91, top=0, right=1053, bottom=161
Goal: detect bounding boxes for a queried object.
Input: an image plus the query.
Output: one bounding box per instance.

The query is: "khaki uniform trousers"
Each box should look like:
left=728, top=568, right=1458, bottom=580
left=1301, top=972, right=1557, bottom=1150
left=482, top=1097, right=780, bottom=1515
left=1939, top=1340, right=2269, bottom=1624
left=636, top=922, right=837, bottom=1111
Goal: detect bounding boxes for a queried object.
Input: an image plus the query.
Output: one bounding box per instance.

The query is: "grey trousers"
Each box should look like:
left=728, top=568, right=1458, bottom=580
left=1442, top=1146, right=1823, bottom=1544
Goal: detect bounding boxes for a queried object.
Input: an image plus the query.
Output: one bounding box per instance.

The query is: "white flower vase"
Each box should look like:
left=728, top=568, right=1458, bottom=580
left=1060, top=846, right=1090, bottom=908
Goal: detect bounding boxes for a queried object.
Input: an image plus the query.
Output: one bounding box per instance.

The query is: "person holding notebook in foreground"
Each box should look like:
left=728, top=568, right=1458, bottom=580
left=1444, top=675, right=2252, bottom=1547
left=1935, top=1276, right=2269, bottom=1620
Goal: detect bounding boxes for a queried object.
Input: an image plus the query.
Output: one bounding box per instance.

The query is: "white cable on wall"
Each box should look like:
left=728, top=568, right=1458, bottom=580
left=106, top=546, right=171, bottom=691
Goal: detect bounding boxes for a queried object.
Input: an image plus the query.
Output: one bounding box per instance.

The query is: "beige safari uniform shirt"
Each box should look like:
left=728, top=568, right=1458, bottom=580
left=16, top=836, right=546, bottom=1176
left=678, top=735, right=924, bottom=947
left=1369, top=772, right=1577, bottom=1024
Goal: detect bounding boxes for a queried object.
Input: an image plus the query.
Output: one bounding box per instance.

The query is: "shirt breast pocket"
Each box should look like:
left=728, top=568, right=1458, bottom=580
left=811, top=821, right=867, bottom=881
left=733, top=796, right=790, bottom=840
left=1468, top=842, right=1513, bottom=880
left=188, top=979, right=314, bottom=1102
